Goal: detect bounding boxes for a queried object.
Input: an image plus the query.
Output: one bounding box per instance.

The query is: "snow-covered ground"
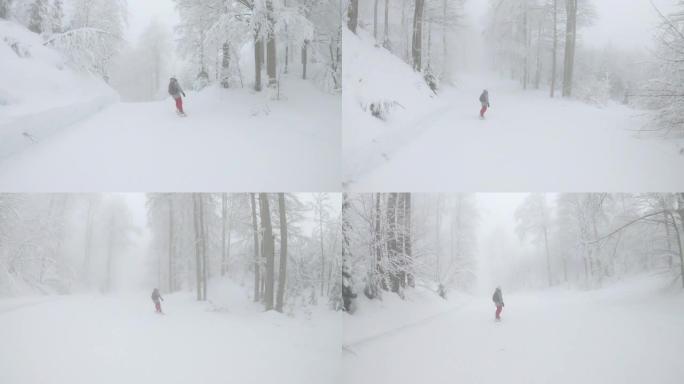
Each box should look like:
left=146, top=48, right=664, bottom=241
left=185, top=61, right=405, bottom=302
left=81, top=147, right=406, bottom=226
left=343, top=30, right=684, bottom=192
left=343, top=276, right=684, bottom=384
left=0, top=20, right=118, bottom=159
left=0, top=20, right=340, bottom=192
left=0, top=78, right=341, bottom=192
left=0, top=281, right=342, bottom=384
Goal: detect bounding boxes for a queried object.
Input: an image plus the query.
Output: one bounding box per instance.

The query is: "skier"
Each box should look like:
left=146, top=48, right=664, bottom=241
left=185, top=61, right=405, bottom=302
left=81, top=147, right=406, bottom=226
left=151, top=288, right=164, bottom=314
left=479, top=89, right=490, bottom=119
left=492, top=286, right=504, bottom=321
left=168, top=77, right=187, bottom=116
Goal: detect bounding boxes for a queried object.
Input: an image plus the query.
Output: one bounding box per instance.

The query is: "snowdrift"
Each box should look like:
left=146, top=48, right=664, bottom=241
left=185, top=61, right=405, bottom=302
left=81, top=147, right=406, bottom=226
left=342, top=28, right=442, bottom=186
left=0, top=20, right=117, bottom=159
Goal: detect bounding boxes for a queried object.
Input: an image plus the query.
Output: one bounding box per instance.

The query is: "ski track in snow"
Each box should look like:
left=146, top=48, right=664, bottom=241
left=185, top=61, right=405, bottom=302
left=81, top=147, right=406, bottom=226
left=0, top=293, right=342, bottom=384
left=346, top=75, right=684, bottom=192
left=343, top=285, right=684, bottom=384
left=0, top=81, right=341, bottom=192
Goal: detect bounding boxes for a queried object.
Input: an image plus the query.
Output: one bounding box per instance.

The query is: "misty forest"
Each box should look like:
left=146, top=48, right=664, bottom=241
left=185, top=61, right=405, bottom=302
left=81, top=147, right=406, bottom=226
left=0, top=193, right=341, bottom=384
left=0, top=0, right=342, bottom=191
left=342, top=193, right=684, bottom=384
left=343, top=0, right=684, bottom=191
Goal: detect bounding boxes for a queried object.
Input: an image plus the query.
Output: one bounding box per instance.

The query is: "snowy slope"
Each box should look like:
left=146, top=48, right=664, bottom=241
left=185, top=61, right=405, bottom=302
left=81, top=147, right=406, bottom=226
left=342, top=28, right=440, bottom=187
left=343, top=276, right=684, bottom=384
left=0, top=78, right=341, bottom=192
left=0, top=21, right=117, bottom=158
left=345, top=72, right=684, bottom=192
left=0, top=286, right=342, bottom=384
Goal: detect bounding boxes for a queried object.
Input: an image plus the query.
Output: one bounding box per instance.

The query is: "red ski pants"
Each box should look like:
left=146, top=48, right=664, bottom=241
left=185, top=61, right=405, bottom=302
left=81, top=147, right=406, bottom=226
left=480, top=104, right=488, bottom=117
left=174, top=97, right=184, bottom=113
left=495, top=304, right=503, bottom=319
left=155, top=301, right=162, bottom=313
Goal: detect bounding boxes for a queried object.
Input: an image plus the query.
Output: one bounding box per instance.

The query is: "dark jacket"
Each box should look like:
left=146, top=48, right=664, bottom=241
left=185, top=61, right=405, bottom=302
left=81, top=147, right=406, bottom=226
left=168, top=79, right=185, bottom=98
left=151, top=289, right=163, bottom=303
left=479, top=91, right=490, bottom=107
left=492, top=288, right=503, bottom=306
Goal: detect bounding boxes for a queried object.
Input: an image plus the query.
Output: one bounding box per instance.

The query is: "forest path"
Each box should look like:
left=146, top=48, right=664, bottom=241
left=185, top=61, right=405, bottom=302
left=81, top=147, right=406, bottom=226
left=347, top=74, right=684, bottom=191
left=0, top=80, right=340, bottom=192
left=343, top=282, right=684, bottom=384
left=0, top=293, right=340, bottom=384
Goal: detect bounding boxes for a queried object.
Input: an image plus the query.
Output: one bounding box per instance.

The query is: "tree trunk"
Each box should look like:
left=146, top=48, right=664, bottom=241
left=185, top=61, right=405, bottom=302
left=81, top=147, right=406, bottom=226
left=534, top=20, right=543, bottom=90
left=374, top=0, right=379, bottom=40
left=105, top=216, right=115, bottom=292
left=550, top=0, right=558, bottom=97
left=254, top=33, right=263, bottom=91
left=259, top=193, right=275, bottom=310
left=82, top=199, right=95, bottom=284
left=266, top=0, right=277, bottom=90
left=404, top=193, right=413, bottom=287
left=168, top=197, right=175, bottom=292
left=562, top=0, right=577, bottom=97
left=411, top=0, right=425, bottom=72
left=543, top=226, right=552, bottom=286
left=342, top=193, right=354, bottom=311
left=200, top=194, right=207, bottom=300
left=250, top=193, right=261, bottom=301
left=221, top=43, right=231, bottom=88
left=386, top=193, right=399, bottom=292
left=319, top=201, right=326, bottom=297
left=522, top=1, right=529, bottom=90
left=668, top=211, right=684, bottom=289
left=348, top=0, right=358, bottom=33
left=192, top=194, right=202, bottom=301
left=302, top=40, right=308, bottom=79
left=384, top=0, right=390, bottom=42
left=276, top=193, right=288, bottom=312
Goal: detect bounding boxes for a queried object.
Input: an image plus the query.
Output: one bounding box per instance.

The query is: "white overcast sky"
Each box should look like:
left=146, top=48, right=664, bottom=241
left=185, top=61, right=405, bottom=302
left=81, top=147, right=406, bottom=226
left=466, top=0, right=680, bottom=51
left=125, top=0, right=179, bottom=42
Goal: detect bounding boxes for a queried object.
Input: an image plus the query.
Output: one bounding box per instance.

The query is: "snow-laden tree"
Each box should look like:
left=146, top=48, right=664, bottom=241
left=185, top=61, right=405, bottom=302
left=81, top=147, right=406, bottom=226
left=640, top=2, right=684, bottom=138
left=27, top=0, right=49, bottom=34
left=0, top=194, right=137, bottom=296
left=515, top=194, right=554, bottom=287
left=174, top=0, right=323, bottom=94
left=0, top=0, right=12, bottom=19
left=343, top=193, right=479, bottom=313
left=110, top=19, right=173, bottom=101
left=145, top=193, right=339, bottom=314
left=483, top=0, right=595, bottom=96
left=354, top=0, right=465, bottom=89
left=43, top=0, right=128, bottom=80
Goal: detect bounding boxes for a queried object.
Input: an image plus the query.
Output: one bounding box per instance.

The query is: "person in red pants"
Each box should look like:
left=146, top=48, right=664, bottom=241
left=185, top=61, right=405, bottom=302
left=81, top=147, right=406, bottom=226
left=492, top=286, right=504, bottom=321
left=151, top=288, right=164, bottom=314
left=479, top=89, right=490, bottom=119
left=168, top=77, right=186, bottom=116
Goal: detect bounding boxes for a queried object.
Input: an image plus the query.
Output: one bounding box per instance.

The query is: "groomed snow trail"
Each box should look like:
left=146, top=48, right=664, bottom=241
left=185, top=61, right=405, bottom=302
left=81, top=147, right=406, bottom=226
left=343, top=281, right=684, bottom=384
left=346, top=74, right=684, bottom=192
left=0, top=293, right=341, bottom=384
left=0, top=80, right=340, bottom=191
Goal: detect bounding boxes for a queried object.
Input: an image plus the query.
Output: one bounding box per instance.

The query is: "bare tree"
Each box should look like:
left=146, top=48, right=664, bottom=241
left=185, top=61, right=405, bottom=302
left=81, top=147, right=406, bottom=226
left=259, top=193, right=275, bottom=310
left=562, top=0, right=577, bottom=97
left=250, top=193, right=261, bottom=301
left=412, top=0, right=425, bottom=71
left=275, top=193, right=288, bottom=313
left=550, top=0, right=558, bottom=97
left=348, top=0, right=359, bottom=33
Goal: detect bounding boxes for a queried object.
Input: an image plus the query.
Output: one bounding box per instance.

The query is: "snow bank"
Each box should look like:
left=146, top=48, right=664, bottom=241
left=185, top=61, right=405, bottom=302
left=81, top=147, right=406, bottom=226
left=0, top=76, right=340, bottom=191
left=347, top=70, right=684, bottom=191
left=344, top=286, right=471, bottom=346
left=0, top=20, right=117, bottom=158
left=342, top=28, right=443, bottom=186
left=0, top=289, right=342, bottom=384
left=344, top=275, right=684, bottom=384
